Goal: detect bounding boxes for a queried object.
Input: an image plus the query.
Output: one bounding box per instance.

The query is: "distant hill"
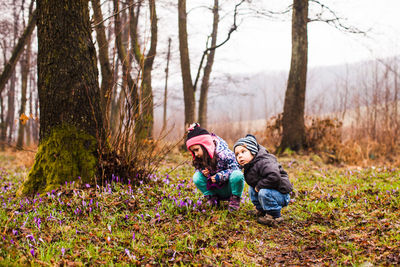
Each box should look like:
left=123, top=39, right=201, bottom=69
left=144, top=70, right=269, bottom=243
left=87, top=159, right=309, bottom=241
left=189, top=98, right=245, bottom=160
left=153, top=56, right=399, bottom=136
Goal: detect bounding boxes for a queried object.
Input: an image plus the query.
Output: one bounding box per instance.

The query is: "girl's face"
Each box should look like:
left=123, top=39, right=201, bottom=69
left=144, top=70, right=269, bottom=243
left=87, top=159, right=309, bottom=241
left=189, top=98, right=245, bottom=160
left=235, top=145, right=254, bottom=166
left=190, top=144, right=204, bottom=158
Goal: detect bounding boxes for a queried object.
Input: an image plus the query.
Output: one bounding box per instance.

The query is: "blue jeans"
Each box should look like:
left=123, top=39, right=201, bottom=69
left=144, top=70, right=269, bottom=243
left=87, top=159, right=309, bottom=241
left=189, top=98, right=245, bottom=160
left=249, top=186, right=290, bottom=212
left=193, top=170, right=245, bottom=198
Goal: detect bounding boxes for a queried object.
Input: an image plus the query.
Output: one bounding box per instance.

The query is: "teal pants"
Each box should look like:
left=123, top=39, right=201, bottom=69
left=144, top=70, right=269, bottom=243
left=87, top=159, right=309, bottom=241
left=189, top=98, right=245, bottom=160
left=193, top=170, right=245, bottom=198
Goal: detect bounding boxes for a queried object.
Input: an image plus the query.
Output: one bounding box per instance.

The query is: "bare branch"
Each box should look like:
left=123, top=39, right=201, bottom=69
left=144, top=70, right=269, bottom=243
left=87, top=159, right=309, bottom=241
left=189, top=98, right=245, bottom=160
left=193, top=0, right=245, bottom=92
left=309, top=0, right=367, bottom=34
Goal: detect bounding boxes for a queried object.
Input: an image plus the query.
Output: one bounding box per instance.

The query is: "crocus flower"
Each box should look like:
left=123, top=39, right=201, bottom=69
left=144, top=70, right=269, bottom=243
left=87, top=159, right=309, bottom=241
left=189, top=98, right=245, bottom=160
left=30, top=248, right=35, bottom=257
left=61, top=247, right=65, bottom=257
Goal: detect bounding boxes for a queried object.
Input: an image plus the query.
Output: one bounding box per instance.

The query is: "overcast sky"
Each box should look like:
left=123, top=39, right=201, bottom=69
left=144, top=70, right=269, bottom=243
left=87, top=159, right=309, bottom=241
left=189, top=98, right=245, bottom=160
left=181, top=0, right=400, bottom=74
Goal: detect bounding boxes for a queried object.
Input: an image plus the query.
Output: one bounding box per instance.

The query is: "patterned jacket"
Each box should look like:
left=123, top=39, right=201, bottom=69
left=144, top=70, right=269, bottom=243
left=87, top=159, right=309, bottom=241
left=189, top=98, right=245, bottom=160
left=195, top=134, right=240, bottom=190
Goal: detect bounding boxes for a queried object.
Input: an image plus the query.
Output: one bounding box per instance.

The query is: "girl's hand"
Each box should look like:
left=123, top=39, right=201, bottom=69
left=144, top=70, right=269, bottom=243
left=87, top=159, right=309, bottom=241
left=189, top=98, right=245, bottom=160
left=202, top=169, right=210, bottom=177
left=211, top=175, right=216, bottom=183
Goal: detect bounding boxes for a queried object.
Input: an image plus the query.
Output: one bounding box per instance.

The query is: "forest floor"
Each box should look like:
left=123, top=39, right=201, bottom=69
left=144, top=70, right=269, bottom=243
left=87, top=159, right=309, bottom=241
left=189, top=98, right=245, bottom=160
left=0, top=148, right=399, bottom=266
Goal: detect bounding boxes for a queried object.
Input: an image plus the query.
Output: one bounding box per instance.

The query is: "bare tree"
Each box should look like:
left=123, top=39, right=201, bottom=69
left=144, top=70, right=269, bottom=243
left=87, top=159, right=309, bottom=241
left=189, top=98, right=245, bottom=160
left=0, top=8, right=37, bottom=96
left=279, top=0, right=308, bottom=152
left=92, top=0, right=113, bottom=128
left=279, top=0, right=365, bottom=152
left=162, top=37, right=171, bottom=132
left=16, top=0, right=34, bottom=149
left=178, top=0, right=195, bottom=131
left=178, top=0, right=244, bottom=131
left=198, top=0, right=219, bottom=129
left=129, top=0, right=158, bottom=139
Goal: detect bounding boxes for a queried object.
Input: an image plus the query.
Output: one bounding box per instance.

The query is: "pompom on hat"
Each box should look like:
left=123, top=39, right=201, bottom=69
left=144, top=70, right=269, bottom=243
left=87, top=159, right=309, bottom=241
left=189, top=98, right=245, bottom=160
left=234, top=134, right=259, bottom=155
left=186, top=123, right=215, bottom=159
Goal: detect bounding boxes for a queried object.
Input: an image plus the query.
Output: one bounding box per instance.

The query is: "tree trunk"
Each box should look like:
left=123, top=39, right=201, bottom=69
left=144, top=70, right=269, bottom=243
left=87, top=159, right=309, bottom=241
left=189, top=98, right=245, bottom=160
left=92, top=0, right=113, bottom=128
left=162, top=38, right=171, bottom=132
left=279, top=0, right=308, bottom=152
left=17, top=6, right=34, bottom=150
left=110, top=55, right=120, bottom=136
left=0, top=95, right=4, bottom=151
left=6, top=68, right=16, bottom=144
left=129, top=0, right=157, bottom=140
left=114, top=0, right=139, bottom=121
left=198, top=0, right=219, bottom=129
left=20, top=0, right=104, bottom=196
left=178, top=0, right=195, bottom=131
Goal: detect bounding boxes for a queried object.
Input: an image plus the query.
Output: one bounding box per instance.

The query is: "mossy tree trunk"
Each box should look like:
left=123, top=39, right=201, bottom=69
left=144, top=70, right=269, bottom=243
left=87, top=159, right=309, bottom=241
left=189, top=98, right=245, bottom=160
left=21, top=0, right=104, bottom=195
left=279, top=0, right=308, bottom=152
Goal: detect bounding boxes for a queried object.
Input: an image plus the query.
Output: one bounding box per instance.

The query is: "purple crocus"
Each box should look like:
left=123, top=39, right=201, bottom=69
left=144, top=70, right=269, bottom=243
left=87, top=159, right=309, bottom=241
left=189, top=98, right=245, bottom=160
left=30, top=248, right=35, bottom=257
left=61, top=247, right=65, bottom=257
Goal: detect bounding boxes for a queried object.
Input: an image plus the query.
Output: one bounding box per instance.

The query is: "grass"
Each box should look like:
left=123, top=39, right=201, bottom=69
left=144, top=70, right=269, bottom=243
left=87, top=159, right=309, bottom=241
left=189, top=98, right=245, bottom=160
left=0, top=150, right=399, bottom=265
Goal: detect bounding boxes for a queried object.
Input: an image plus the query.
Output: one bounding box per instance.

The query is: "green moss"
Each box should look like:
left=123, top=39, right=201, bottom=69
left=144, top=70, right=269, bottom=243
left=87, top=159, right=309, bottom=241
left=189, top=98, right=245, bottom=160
left=19, top=125, right=98, bottom=196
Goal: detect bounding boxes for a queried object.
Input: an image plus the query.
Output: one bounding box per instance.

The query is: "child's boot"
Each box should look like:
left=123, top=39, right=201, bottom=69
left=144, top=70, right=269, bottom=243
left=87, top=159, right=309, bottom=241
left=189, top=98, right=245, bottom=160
left=228, top=195, right=241, bottom=212
left=246, top=208, right=266, bottom=217
left=257, top=214, right=277, bottom=226
left=257, top=210, right=283, bottom=226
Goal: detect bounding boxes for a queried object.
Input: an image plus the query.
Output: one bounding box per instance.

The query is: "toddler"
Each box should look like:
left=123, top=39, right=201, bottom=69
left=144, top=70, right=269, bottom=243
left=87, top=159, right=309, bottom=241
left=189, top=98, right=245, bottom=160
left=234, top=134, right=293, bottom=226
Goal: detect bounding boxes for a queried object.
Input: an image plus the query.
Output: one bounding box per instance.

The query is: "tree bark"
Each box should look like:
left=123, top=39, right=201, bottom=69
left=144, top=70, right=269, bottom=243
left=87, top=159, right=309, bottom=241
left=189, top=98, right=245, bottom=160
left=129, top=0, right=158, bottom=139
left=0, top=94, right=4, bottom=150
left=20, top=0, right=104, bottom=195
left=114, top=0, right=139, bottom=122
left=162, top=38, right=171, bottom=132
left=279, top=0, right=308, bottom=152
left=178, top=0, right=195, bottom=131
left=198, top=0, right=219, bottom=129
left=92, top=0, right=113, bottom=128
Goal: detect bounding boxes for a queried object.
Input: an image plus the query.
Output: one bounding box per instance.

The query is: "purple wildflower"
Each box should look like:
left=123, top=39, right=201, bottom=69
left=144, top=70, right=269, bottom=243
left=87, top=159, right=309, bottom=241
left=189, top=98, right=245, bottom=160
left=61, top=247, right=65, bottom=256
left=30, top=248, right=35, bottom=257
left=85, top=184, right=90, bottom=188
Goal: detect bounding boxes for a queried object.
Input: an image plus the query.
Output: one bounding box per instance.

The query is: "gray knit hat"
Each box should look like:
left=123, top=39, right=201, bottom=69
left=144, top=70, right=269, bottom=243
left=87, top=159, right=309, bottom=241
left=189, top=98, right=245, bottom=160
left=234, top=134, right=259, bottom=155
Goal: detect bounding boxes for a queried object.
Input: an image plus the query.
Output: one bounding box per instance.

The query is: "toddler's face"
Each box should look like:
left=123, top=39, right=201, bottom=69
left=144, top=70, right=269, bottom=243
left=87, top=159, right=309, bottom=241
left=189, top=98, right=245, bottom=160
left=234, top=145, right=254, bottom=166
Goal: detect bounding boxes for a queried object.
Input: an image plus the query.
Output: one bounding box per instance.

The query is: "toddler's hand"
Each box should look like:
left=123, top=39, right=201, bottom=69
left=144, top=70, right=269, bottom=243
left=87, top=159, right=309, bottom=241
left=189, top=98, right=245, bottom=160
left=202, top=169, right=210, bottom=177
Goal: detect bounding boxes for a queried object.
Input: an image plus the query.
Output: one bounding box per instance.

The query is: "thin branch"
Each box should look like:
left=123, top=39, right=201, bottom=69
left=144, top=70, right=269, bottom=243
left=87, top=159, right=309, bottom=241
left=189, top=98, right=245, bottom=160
left=193, top=0, right=245, bottom=92
left=92, top=0, right=145, bottom=27
left=309, top=0, right=367, bottom=34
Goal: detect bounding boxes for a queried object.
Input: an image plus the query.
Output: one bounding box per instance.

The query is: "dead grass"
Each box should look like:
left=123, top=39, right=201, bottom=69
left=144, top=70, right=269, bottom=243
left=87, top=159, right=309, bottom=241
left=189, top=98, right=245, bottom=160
left=0, top=147, right=36, bottom=170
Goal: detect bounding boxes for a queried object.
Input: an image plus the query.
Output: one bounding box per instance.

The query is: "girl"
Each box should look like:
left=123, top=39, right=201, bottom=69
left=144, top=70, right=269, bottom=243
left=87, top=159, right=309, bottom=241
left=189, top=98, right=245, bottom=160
left=186, top=123, right=244, bottom=211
